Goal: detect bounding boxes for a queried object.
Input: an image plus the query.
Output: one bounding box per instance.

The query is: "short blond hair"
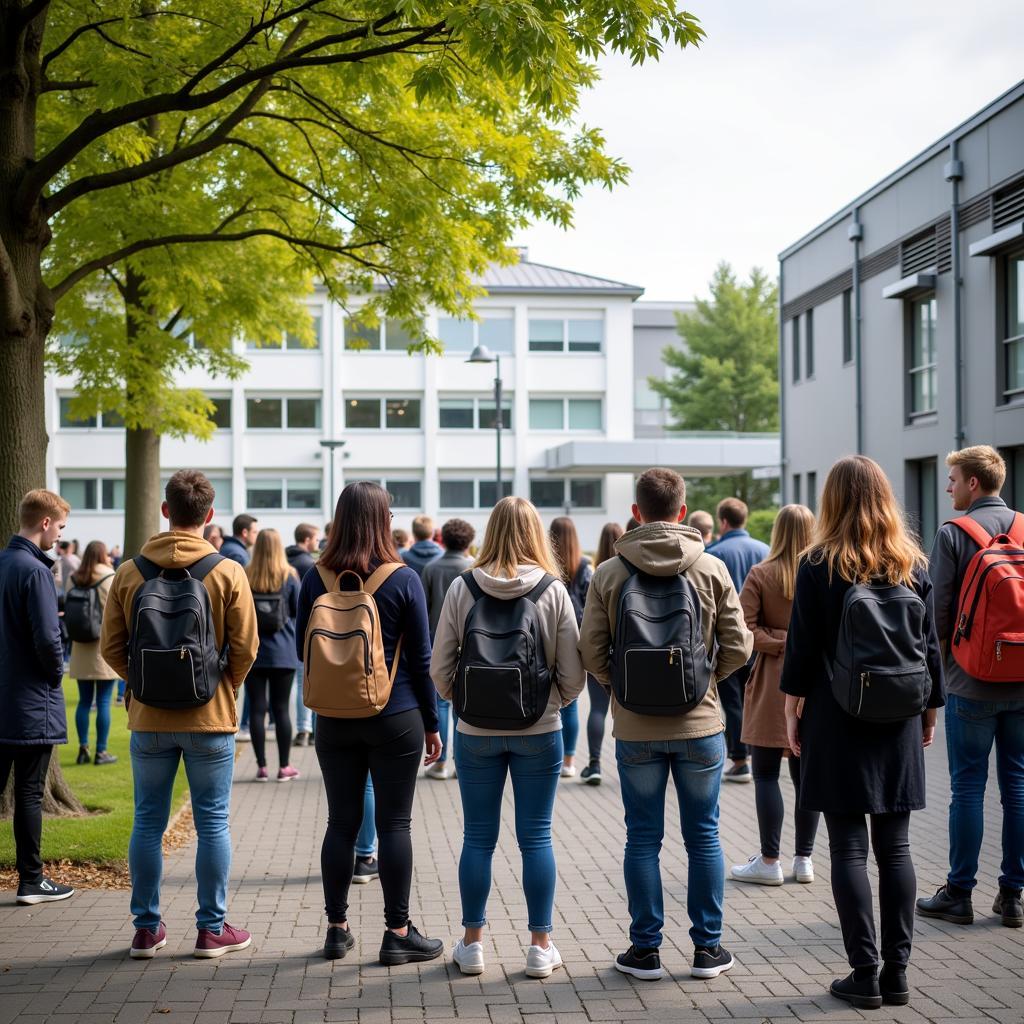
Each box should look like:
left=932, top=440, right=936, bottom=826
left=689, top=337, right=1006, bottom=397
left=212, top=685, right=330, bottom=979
left=688, top=510, right=714, bottom=539
left=19, top=489, right=70, bottom=528
left=411, top=514, right=434, bottom=541
left=946, top=445, right=1006, bottom=493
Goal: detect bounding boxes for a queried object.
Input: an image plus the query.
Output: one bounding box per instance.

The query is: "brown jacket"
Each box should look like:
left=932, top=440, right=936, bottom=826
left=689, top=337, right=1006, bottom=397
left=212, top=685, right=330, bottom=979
left=68, top=567, right=117, bottom=681
left=738, top=560, right=795, bottom=749
left=578, top=522, right=753, bottom=741
left=100, top=531, right=258, bottom=733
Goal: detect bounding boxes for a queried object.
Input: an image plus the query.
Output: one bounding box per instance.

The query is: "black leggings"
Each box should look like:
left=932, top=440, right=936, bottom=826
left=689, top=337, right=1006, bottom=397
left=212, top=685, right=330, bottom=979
left=751, top=746, right=819, bottom=859
left=244, top=668, right=294, bottom=769
left=0, top=744, right=52, bottom=883
left=315, top=707, right=424, bottom=928
left=585, top=676, right=610, bottom=765
left=824, top=811, right=915, bottom=970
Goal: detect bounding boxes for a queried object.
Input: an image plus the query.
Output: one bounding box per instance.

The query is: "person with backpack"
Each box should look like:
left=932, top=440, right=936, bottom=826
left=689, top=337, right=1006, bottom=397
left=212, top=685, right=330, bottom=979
left=67, top=540, right=118, bottom=766
left=421, top=517, right=476, bottom=780
left=781, top=456, right=944, bottom=1009
left=100, top=470, right=258, bottom=960
left=549, top=516, right=591, bottom=779
left=399, top=515, right=443, bottom=576
left=431, top=496, right=586, bottom=978
left=220, top=514, right=258, bottom=567
left=580, top=469, right=752, bottom=982
left=0, top=489, right=75, bottom=906
left=730, top=505, right=819, bottom=886
left=286, top=523, right=320, bottom=746
left=244, top=529, right=301, bottom=783
left=296, top=481, right=442, bottom=966
left=916, top=445, right=1024, bottom=929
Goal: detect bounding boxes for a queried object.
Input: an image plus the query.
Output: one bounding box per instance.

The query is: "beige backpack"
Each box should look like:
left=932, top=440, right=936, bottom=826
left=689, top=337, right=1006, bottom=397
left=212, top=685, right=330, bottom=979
left=302, top=562, right=405, bottom=718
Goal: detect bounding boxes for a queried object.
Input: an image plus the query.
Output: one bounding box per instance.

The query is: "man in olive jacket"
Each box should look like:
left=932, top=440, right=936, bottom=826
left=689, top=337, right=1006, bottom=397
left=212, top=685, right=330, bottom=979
left=579, top=468, right=752, bottom=983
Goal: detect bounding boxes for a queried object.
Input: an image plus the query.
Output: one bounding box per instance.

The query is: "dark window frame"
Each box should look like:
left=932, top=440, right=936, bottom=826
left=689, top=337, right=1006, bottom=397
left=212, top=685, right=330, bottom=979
left=905, top=294, right=938, bottom=422
left=842, top=289, right=855, bottom=365
left=791, top=317, right=801, bottom=383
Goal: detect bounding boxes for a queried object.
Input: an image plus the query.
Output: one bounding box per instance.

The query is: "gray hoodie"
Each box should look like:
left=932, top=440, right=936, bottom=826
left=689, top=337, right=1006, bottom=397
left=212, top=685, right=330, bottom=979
left=430, top=564, right=586, bottom=736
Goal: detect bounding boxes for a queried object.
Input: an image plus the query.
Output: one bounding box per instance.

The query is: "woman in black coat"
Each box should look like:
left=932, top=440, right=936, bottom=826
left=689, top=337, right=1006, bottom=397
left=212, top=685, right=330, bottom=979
left=781, top=456, right=944, bottom=1010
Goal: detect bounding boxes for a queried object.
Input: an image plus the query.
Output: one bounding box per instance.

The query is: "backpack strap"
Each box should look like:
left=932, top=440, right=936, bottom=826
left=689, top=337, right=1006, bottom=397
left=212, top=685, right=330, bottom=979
left=133, top=555, right=161, bottom=582
left=188, top=552, right=224, bottom=581
left=948, top=516, right=994, bottom=550
left=460, top=569, right=485, bottom=602
left=365, top=562, right=406, bottom=596
left=617, top=554, right=639, bottom=577
left=525, top=573, right=557, bottom=604
left=1007, top=511, right=1024, bottom=546
left=316, top=564, right=340, bottom=592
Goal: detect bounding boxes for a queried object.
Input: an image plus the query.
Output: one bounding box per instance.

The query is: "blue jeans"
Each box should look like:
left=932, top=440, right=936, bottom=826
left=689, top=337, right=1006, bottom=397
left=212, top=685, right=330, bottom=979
left=437, top=698, right=452, bottom=763
left=945, top=693, right=1024, bottom=892
left=75, top=679, right=115, bottom=752
left=129, top=732, right=236, bottom=932
left=560, top=700, right=579, bottom=757
left=616, top=733, right=726, bottom=950
left=293, top=666, right=313, bottom=734
left=454, top=730, right=563, bottom=932
left=356, top=778, right=376, bottom=858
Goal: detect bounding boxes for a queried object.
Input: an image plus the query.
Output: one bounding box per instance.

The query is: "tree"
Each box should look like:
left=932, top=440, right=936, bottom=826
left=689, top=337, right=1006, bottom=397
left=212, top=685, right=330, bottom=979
left=0, top=1, right=707, bottom=540
left=651, top=262, right=779, bottom=513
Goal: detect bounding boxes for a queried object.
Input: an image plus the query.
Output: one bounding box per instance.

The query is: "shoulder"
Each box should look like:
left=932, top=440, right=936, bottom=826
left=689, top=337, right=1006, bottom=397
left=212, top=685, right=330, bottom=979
left=692, top=550, right=733, bottom=584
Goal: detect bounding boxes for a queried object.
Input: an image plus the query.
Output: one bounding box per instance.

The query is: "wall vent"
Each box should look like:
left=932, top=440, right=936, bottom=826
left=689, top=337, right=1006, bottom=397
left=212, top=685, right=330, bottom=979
left=993, top=177, right=1024, bottom=230
left=901, top=228, right=938, bottom=276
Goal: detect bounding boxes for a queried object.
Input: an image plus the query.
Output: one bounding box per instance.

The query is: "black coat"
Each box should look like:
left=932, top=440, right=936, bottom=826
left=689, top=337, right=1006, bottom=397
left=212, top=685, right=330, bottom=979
left=780, top=558, right=945, bottom=815
left=285, top=544, right=317, bottom=581
left=0, top=536, right=68, bottom=745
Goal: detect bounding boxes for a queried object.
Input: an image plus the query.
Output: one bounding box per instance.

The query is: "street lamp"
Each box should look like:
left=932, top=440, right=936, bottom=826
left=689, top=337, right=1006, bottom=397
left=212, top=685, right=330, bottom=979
left=318, top=439, right=347, bottom=515
left=466, top=344, right=503, bottom=504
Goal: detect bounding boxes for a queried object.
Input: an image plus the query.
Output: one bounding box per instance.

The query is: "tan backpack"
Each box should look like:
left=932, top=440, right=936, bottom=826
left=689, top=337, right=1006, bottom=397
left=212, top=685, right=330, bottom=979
left=302, top=562, right=405, bottom=718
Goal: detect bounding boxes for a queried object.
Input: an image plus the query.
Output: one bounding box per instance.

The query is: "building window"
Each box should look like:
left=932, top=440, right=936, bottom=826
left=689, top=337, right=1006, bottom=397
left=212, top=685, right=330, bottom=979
left=1001, top=446, right=1024, bottom=510
left=246, top=396, right=321, bottom=430
left=439, top=478, right=513, bottom=509
left=438, top=312, right=514, bottom=354
left=529, top=477, right=603, bottom=510
left=528, top=316, right=603, bottom=353
left=908, top=458, right=939, bottom=549
left=438, top=396, right=512, bottom=430
left=208, top=397, right=232, bottom=429
left=791, top=317, right=801, bottom=382
left=1005, top=256, right=1024, bottom=400
left=805, top=308, right=814, bottom=378
left=908, top=296, right=937, bottom=418
left=343, top=397, right=422, bottom=430
left=350, top=478, right=422, bottom=509
left=58, top=397, right=123, bottom=429
left=59, top=476, right=126, bottom=510
left=247, top=313, right=322, bottom=351
left=528, top=397, right=602, bottom=431
left=344, top=319, right=380, bottom=350
left=842, top=289, right=855, bottom=365
left=792, top=473, right=801, bottom=505
left=246, top=476, right=322, bottom=511
left=806, top=471, right=817, bottom=513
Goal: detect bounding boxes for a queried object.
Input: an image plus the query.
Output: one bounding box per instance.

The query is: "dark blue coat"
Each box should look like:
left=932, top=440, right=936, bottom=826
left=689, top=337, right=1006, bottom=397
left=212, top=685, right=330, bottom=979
left=705, top=528, right=770, bottom=593
left=220, top=535, right=250, bottom=567
left=252, top=575, right=301, bottom=671
left=400, top=540, right=443, bottom=576
left=0, top=536, right=68, bottom=745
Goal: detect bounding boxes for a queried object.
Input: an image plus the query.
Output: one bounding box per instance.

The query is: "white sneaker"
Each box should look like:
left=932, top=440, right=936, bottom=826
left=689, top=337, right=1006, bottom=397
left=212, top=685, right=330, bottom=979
left=730, top=855, right=784, bottom=886
left=792, top=856, right=814, bottom=883
left=236, top=728, right=251, bottom=743
left=452, top=938, right=485, bottom=975
left=425, top=762, right=451, bottom=780
left=525, top=941, right=563, bottom=978
left=560, top=764, right=576, bottom=778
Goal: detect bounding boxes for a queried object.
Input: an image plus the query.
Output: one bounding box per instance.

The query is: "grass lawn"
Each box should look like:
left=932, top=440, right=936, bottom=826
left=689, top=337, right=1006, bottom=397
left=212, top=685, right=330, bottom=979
left=0, top=679, right=189, bottom=866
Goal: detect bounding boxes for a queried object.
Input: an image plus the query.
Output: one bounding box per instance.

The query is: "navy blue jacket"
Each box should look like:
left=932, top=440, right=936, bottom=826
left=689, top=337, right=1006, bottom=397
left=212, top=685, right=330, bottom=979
left=285, top=544, right=316, bottom=581
left=296, top=562, right=438, bottom=732
left=252, top=575, right=301, bottom=671
left=705, top=528, right=769, bottom=593
left=220, top=535, right=250, bottom=567
left=0, top=536, right=68, bottom=745
left=400, top=539, right=443, bottom=577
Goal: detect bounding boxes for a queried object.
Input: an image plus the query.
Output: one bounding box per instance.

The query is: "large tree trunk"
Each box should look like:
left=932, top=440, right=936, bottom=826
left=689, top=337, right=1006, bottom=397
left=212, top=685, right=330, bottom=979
left=0, top=756, right=88, bottom=819
left=124, top=427, right=161, bottom=557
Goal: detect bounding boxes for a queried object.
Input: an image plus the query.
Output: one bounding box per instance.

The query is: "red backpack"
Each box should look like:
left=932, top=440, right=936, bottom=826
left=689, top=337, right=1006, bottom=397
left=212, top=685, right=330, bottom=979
left=950, top=512, right=1024, bottom=681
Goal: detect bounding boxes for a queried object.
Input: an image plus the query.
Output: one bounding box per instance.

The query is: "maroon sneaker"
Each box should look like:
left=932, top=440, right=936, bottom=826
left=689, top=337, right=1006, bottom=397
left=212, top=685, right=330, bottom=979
left=130, top=922, right=167, bottom=959
left=194, top=922, right=252, bottom=958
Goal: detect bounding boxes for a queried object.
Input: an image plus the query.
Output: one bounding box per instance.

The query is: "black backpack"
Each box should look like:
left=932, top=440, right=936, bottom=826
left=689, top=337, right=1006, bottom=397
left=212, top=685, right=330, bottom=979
left=827, top=581, right=931, bottom=723
left=127, top=553, right=229, bottom=709
left=610, top=556, right=711, bottom=716
left=64, top=576, right=106, bottom=642
left=453, top=570, right=557, bottom=730
left=253, top=587, right=288, bottom=637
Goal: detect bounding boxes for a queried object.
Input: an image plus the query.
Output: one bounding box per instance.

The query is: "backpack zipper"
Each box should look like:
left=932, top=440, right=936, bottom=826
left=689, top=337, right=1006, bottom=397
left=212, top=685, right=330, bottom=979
left=996, top=640, right=1024, bottom=661
left=857, top=672, right=871, bottom=716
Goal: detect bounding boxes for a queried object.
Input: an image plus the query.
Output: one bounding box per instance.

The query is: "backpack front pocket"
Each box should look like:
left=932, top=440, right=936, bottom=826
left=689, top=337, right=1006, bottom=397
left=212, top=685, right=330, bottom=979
left=140, top=647, right=200, bottom=703
left=305, top=628, right=372, bottom=711
left=622, top=648, right=690, bottom=711
left=852, top=666, right=930, bottom=722
left=461, top=665, right=527, bottom=724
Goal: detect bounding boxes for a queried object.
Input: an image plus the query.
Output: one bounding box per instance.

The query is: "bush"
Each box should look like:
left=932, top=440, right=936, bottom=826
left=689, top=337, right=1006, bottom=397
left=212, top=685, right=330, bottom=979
left=747, top=508, right=778, bottom=545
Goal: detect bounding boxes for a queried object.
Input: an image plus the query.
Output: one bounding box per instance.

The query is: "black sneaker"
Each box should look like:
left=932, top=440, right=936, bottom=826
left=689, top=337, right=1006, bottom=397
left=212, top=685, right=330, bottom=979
left=614, top=944, right=663, bottom=980
left=830, top=971, right=882, bottom=1009
left=76, top=746, right=90, bottom=765
left=691, top=944, right=734, bottom=979
left=580, top=763, right=602, bottom=785
left=723, top=763, right=751, bottom=784
left=94, top=751, right=117, bottom=765
left=378, top=921, right=443, bottom=966
left=879, top=964, right=909, bottom=1006
left=17, top=878, right=75, bottom=905
left=916, top=884, right=974, bottom=924
left=352, top=856, right=379, bottom=884
left=993, top=886, right=1024, bottom=928
left=323, top=925, right=355, bottom=960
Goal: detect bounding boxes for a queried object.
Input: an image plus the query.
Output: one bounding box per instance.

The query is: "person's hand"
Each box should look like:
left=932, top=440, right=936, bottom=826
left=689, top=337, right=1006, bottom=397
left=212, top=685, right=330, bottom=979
left=922, top=708, right=937, bottom=748
left=423, top=732, right=442, bottom=766
left=786, top=713, right=801, bottom=758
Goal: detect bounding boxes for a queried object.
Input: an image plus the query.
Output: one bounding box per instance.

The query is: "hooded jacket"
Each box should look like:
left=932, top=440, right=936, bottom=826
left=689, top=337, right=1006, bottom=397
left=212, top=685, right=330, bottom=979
left=578, top=521, right=753, bottom=741
left=400, top=539, right=443, bottom=576
left=431, top=565, right=586, bottom=735
left=219, top=534, right=250, bottom=567
left=285, top=543, right=317, bottom=581
left=100, top=531, right=259, bottom=733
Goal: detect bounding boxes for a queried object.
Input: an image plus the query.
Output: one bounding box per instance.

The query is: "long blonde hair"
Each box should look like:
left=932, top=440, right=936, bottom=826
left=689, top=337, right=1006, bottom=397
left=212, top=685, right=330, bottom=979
left=246, top=528, right=297, bottom=593
left=475, top=497, right=559, bottom=579
left=764, top=504, right=815, bottom=600
left=809, top=456, right=927, bottom=586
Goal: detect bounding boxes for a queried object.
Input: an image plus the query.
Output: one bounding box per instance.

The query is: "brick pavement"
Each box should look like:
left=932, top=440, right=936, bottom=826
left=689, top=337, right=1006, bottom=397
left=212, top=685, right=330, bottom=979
left=1, top=695, right=1022, bottom=1024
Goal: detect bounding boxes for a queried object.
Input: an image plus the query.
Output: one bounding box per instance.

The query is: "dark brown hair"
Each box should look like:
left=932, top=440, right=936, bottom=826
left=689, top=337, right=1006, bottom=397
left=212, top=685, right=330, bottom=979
left=635, top=467, right=686, bottom=522
left=717, top=497, right=749, bottom=530
left=232, top=513, right=257, bottom=537
left=72, top=540, right=110, bottom=587
left=441, top=518, right=475, bottom=552
left=594, top=522, right=624, bottom=567
left=166, top=470, right=215, bottom=528
left=294, top=522, right=318, bottom=544
left=319, top=481, right=400, bottom=576
left=549, top=516, right=582, bottom=583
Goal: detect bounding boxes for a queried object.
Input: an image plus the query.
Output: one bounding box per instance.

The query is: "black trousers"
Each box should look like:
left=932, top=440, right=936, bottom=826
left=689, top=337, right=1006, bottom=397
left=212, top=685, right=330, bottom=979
left=824, top=811, right=915, bottom=970
left=719, top=662, right=752, bottom=761
left=751, top=746, right=819, bottom=859
left=585, top=676, right=610, bottom=765
left=0, top=744, right=53, bottom=883
left=244, top=668, right=295, bottom=770
left=315, top=708, right=424, bottom=928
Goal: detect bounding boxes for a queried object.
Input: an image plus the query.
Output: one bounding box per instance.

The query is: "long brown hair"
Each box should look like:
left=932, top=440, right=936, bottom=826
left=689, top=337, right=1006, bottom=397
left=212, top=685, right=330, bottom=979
left=549, top=516, right=582, bottom=583
left=475, top=497, right=558, bottom=579
left=320, top=481, right=400, bottom=576
left=246, top=528, right=296, bottom=593
left=595, top=522, right=624, bottom=567
left=809, top=455, right=927, bottom=586
left=764, top=504, right=815, bottom=600
left=72, top=540, right=110, bottom=587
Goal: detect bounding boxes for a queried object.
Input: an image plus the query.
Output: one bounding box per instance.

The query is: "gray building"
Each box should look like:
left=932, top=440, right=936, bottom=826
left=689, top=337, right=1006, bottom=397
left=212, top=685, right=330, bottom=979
left=779, top=79, right=1024, bottom=545
left=633, top=300, right=696, bottom=437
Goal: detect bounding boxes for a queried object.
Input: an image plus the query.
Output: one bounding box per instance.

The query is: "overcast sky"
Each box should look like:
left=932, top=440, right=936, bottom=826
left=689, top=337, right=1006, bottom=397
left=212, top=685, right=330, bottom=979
left=518, top=0, right=1023, bottom=301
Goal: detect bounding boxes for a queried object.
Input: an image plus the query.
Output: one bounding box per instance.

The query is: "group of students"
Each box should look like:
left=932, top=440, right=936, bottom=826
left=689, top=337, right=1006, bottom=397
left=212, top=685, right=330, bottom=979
left=0, top=444, right=1021, bottom=1010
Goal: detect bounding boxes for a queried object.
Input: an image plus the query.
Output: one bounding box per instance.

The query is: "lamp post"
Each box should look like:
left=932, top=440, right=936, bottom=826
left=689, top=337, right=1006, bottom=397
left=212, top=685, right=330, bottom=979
left=318, top=439, right=346, bottom=515
left=466, top=344, right=503, bottom=503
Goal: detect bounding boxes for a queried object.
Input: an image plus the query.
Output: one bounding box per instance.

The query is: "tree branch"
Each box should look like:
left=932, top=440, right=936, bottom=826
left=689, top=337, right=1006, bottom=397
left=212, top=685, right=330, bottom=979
left=41, top=78, right=97, bottom=93
left=15, top=0, right=49, bottom=31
